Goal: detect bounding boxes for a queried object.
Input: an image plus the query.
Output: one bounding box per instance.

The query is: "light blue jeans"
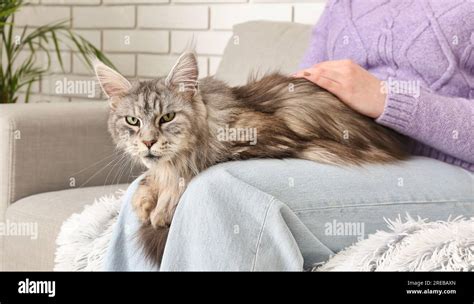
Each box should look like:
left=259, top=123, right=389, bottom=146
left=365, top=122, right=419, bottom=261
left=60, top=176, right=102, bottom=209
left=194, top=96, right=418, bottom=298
left=105, top=157, right=474, bottom=271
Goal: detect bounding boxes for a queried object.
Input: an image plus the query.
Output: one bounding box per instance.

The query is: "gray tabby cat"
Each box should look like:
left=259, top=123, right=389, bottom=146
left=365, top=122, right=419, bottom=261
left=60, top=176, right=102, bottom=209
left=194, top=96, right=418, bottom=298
left=95, top=52, right=407, bottom=265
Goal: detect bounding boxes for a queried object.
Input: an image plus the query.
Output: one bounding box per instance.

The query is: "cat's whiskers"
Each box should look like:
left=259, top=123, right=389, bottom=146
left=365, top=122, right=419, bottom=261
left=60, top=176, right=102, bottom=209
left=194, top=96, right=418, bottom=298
left=69, top=152, right=119, bottom=177
left=78, top=152, right=127, bottom=189
left=111, top=156, right=133, bottom=186
left=125, top=156, right=141, bottom=184
left=117, top=146, right=140, bottom=183
left=102, top=152, right=130, bottom=187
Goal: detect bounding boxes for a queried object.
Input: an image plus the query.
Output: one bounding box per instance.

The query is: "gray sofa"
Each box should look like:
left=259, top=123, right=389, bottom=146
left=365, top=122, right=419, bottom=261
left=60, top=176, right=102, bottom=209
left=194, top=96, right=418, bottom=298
left=0, top=21, right=312, bottom=270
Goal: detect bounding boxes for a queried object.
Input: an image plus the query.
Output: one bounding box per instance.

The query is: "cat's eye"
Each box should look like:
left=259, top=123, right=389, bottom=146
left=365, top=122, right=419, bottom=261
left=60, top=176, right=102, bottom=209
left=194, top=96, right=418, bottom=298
left=125, top=116, right=140, bottom=126
left=160, top=112, right=176, bottom=124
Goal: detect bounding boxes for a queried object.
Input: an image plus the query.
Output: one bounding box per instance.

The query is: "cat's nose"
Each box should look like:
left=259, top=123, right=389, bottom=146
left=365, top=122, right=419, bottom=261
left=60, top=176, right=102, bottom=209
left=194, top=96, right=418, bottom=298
left=142, top=140, right=157, bottom=149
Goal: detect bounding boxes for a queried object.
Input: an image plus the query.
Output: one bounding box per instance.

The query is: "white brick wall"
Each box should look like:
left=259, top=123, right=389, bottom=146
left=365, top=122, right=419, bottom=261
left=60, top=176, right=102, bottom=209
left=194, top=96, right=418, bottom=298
left=15, top=6, right=70, bottom=27
left=211, top=5, right=291, bottom=29
left=103, top=30, right=169, bottom=53
left=138, top=6, right=209, bottom=29
left=73, top=6, right=136, bottom=28
left=14, top=0, right=326, bottom=102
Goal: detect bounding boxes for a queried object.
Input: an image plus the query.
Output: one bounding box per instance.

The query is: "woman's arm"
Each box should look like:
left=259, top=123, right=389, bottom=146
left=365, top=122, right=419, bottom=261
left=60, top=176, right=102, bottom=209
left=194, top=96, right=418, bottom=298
left=377, top=87, right=473, bottom=163
left=294, top=60, right=474, bottom=164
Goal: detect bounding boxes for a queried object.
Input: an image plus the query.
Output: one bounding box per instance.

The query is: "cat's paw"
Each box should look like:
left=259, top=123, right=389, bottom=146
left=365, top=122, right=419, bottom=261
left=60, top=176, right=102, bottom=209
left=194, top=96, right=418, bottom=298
left=150, top=208, right=170, bottom=229
left=132, top=185, right=158, bottom=224
left=149, top=191, right=178, bottom=229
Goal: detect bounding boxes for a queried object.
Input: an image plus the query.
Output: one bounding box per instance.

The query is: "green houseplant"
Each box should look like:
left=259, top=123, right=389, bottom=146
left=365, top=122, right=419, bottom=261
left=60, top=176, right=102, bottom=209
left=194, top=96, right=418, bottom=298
left=0, top=0, right=113, bottom=103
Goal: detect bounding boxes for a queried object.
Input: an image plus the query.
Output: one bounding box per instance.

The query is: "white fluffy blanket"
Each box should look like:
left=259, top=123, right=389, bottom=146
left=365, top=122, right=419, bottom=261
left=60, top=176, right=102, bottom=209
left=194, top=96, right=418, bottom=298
left=54, top=191, right=123, bottom=271
left=315, top=215, right=474, bottom=271
left=54, top=192, right=474, bottom=271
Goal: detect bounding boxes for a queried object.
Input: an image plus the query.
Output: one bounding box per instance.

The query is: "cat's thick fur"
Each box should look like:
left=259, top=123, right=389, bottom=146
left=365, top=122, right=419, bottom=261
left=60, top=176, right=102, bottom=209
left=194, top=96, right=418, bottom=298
left=95, top=52, right=407, bottom=265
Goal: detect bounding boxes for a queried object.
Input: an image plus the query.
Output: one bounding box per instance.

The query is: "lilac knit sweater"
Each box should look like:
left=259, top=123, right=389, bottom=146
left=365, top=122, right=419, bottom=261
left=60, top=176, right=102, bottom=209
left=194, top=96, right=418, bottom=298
left=300, top=0, right=473, bottom=171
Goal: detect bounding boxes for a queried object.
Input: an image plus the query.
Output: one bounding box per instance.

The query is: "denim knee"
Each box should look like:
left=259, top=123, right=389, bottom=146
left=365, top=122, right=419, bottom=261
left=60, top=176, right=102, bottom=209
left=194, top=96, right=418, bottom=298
left=179, top=166, right=233, bottom=211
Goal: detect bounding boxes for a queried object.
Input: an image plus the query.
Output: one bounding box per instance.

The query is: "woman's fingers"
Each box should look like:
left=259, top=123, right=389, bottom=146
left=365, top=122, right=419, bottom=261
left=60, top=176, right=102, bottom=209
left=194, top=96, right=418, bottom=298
left=292, top=70, right=310, bottom=78
left=293, top=67, right=343, bottom=95
left=293, top=67, right=342, bottom=83
left=311, top=75, right=342, bottom=94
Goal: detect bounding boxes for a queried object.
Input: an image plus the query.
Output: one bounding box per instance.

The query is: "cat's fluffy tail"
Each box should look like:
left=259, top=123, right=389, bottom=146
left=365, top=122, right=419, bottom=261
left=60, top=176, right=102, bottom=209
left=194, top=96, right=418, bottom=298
left=136, top=223, right=169, bottom=266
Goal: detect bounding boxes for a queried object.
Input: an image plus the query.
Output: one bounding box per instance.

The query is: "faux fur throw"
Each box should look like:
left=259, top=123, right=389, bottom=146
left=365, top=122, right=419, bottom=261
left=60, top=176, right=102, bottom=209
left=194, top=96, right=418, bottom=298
left=54, top=191, right=123, bottom=271
left=54, top=192, right=474, bottom=271
left=315, top=215, right=474, bottom=271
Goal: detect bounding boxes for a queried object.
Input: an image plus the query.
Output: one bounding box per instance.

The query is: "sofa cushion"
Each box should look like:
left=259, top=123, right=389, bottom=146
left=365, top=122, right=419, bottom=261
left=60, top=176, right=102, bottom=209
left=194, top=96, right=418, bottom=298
left=215, top=21, right=312, bottom=86
left=3, top=184, right=127, bottom=270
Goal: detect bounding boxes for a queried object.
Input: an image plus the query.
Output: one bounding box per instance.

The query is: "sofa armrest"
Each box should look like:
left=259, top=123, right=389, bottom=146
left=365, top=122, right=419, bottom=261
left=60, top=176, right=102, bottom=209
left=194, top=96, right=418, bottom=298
left=0, top=102, right=141, bottom=210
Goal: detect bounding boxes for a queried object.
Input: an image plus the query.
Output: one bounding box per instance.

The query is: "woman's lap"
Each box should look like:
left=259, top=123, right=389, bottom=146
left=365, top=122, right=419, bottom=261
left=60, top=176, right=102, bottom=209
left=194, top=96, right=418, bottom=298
left=202, top=157, right=473, bottom=248
left=105, top=156, right=474, bottom=271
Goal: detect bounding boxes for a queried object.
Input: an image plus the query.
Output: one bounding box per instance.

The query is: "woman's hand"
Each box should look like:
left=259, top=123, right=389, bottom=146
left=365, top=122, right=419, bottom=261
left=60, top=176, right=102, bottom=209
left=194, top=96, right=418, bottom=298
left=293, top=60, right=386, bottom=119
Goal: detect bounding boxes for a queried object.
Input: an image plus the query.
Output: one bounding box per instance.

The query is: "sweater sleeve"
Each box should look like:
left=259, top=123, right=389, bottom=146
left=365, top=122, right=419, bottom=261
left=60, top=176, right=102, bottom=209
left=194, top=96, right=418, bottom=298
left=299, top=2, right=332, bottom=69
left=376, top=87, right=474, bottom=163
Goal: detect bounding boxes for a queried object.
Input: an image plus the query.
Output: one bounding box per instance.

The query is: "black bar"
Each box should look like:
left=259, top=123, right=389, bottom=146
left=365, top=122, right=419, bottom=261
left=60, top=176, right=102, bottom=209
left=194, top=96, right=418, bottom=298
left=0, top=272, right=472, bottom=303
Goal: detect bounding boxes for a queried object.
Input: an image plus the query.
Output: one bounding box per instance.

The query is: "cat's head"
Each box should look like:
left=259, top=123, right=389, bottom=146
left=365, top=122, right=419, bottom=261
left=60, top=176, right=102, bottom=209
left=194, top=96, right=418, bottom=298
left=95, top=52, right=206, bottom=168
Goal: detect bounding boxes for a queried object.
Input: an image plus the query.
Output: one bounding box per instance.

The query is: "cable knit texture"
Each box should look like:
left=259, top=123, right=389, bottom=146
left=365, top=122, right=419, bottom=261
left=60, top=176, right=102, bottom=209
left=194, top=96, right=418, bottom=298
left=300, top=0, right=473, bottom=171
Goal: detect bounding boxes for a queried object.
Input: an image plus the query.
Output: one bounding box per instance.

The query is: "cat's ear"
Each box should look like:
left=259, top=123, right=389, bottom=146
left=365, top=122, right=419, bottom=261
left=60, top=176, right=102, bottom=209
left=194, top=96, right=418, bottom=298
left=165, top=52, right=199, bottom=95
left=94, top=60, right=132, bottom=102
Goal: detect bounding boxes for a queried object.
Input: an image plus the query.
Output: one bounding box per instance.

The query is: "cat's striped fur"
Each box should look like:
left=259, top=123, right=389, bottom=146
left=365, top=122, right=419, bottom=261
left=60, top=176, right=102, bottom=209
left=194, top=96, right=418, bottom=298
left=95, top=52, right=407, bottom=266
